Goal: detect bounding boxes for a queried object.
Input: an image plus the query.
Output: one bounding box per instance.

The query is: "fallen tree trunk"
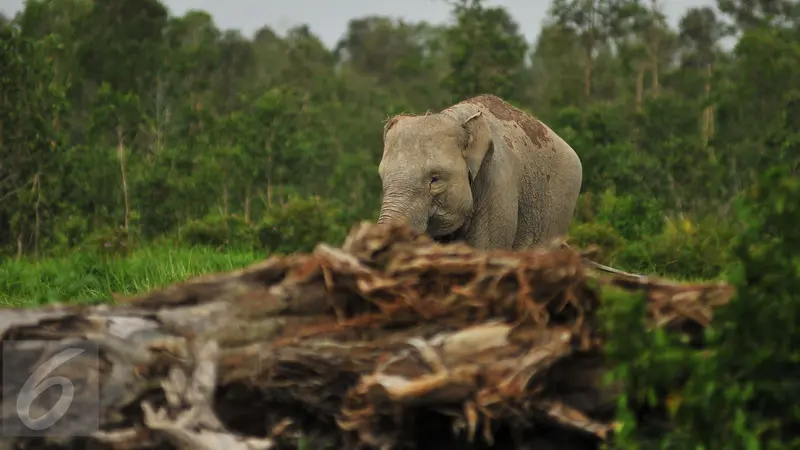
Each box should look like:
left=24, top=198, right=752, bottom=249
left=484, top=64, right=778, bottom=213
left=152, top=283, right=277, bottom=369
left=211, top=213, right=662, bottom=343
left=0, top=222, right=734, bottom=450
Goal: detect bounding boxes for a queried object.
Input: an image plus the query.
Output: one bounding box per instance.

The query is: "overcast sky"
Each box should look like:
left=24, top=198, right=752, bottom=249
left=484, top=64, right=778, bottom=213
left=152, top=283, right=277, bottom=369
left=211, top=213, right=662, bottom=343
left=1, top=0, right=718, bottom=48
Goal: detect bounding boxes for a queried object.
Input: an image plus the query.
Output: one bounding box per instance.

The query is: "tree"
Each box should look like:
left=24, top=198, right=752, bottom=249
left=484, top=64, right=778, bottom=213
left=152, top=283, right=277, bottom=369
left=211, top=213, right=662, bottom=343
left=679, top=6, right=731, bottom=142
left=548, top=0, right=643, bottom=104
left=717, top=0, right=800, bottom=31
left=74, top=0, right=168, bottom=96
left=529, top=23, right=585, bottom=112
left=335, top=17, right=447, bottom=109
left=444, top=0, right=528, bottom=103
left=0, top=28, right=68, bottom=258
left=629, top=0, right=677, bottom=99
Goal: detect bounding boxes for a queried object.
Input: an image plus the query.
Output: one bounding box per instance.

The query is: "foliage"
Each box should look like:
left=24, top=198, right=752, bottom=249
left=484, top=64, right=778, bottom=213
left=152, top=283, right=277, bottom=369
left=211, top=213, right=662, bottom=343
left=179, top=214, right=257, bottom=250
left=571, top=191, right=735, bottom=280
left=2, top=0, right=796, bottom=273
left=1, top=0, right=799, bottom=446
left=176, top=195, right=348, bottom=253
left=444, top=0, right=528, bottom=103
left=256, top=195, right=349, bottom=254
left=604, top=165, right=800, bottom=449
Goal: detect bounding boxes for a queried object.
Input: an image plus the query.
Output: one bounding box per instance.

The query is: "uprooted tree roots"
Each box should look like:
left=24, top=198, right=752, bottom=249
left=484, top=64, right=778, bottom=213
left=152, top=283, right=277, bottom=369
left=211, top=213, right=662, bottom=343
left=0, top=222, right=734, bottom=450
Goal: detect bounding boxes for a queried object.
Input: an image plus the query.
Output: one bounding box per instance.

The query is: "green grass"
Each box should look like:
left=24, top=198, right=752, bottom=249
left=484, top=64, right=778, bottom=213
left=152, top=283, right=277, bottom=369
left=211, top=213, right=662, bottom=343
left=0, top=246, right=267, bottom=308
left=0, top=240, right=717, bottom=309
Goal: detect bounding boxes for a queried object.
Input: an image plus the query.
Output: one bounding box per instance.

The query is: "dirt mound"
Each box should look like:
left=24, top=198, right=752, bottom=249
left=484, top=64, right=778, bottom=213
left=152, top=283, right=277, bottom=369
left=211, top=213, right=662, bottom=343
left=0, top=222, right=733, bottom=450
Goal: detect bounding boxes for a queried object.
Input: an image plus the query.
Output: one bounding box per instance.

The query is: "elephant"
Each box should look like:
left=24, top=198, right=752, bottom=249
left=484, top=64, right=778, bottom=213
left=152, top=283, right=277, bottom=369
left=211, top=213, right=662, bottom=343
left=376, top=94, right=583, bottom=251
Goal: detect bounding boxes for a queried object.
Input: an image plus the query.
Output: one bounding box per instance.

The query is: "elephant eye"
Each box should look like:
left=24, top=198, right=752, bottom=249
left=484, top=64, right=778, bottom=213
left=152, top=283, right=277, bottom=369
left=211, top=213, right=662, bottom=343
left=430, top=175, right=440, bottom=184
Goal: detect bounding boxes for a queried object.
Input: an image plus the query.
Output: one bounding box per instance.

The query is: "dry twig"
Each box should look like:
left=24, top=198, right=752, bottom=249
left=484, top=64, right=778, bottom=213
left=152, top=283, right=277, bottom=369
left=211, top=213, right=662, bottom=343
left=0, top=222, right=733, bottom=450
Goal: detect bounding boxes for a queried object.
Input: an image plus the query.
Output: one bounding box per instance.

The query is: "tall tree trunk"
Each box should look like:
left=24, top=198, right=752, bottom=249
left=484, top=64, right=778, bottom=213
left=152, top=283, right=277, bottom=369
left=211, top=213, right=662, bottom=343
left=705, top=63, right=715, bottom=138
left=583, top=47, right=593, bottom=104
left=266, top=137, right=274, bottom=207
left=651, top=57, right=659, bottom=96
left=53, top=63, right=61, bottom=135
left=703, top=63, right=716, bottom=161
left=244, top=185, right=251, bottom=224
left=0, top=94, right=4, bottom=149
left=155, top=75, right=164, bottom=153
left=165, top=104, right=172, bottom=150
left=668, top=173, right=683, bottom=213
left=635, top=68, right=645, bottom=112
left=16, top=233, right=23, bottom=261
left=222, top=184, right=229, bottom=217
left=33, top=173, right=41, bottom=260
left=117, top=125, right=130, bottom=232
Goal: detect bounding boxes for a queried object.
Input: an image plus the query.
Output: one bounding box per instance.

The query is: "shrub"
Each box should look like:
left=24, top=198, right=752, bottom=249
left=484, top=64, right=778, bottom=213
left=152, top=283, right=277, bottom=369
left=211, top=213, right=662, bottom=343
left=179, top=214, right=257, bottom=249
left=572, top=188, right=734, bottom=279
left=567, top=221, right=626, bottom=263
left=174, top=195, right=350, bottom=253
left=593, top=189, right=664, bottom=242
left=605, top=165, right=800, bottom=448
left=82, top=222, right=137, bottom=257
left=616, top=214, right=736, bottom=280
left=666, top=165, right=800, bottom=447
left=256, top=194, right=348, bottom=254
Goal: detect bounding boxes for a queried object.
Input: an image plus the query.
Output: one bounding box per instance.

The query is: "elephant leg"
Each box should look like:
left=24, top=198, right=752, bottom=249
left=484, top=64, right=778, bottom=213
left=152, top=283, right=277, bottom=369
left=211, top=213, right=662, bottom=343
left=464, top=182, right=518, bottom=250
left=511, top=225, right=537, bottom=250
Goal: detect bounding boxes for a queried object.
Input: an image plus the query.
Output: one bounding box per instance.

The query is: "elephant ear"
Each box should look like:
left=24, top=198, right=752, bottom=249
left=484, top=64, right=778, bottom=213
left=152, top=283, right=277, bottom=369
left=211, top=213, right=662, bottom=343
left=461, top=111, right=492, bottom=183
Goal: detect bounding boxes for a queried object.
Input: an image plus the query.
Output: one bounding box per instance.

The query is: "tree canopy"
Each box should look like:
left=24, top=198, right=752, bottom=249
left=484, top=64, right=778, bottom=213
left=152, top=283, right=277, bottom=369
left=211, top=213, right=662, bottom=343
left=0, top=0, right=797, bottom=270
left=2, top=0, right=800, bottom=446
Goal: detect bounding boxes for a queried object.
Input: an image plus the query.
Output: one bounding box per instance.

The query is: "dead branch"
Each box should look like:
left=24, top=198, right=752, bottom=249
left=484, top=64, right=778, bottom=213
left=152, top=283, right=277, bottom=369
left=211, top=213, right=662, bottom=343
left=0, top=222, right=734, bottom=450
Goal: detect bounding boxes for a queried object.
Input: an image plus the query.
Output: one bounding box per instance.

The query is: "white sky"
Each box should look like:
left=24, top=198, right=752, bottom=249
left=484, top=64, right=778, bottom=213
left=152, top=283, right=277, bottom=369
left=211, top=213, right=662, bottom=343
left=1, top=0, right=720, bottom=48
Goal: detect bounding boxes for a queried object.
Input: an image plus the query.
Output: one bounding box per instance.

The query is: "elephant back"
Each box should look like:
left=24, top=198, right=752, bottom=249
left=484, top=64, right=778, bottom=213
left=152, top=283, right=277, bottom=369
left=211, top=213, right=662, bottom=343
left=444, top=94, right=554, bottom=151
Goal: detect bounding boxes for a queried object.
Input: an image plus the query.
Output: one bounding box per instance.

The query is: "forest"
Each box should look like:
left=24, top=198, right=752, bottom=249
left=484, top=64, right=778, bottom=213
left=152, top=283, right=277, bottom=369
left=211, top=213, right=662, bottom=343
left=0, top=0, right=799, bottom=447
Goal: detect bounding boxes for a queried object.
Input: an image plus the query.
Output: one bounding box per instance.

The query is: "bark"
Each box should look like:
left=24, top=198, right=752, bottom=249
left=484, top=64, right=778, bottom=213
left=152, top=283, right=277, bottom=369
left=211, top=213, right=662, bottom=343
left=635, top=68, right=645, bottom=112
left=266, top=129, right=276, bottom=207
left=15, top=232, right=22, bottom=261
left=0, top=90, right=4, bottom=149
left=165, top=104, right=172, bottom=150
left=53, top=61, right=61, bottom=136
left=583, top=47, right=593, bottom=104
left=0, top=223, right=733, bottom=450
left=704, top=63, right=716, bottom=157
left=155, top=75, right=165, bottom=153
left=244, top=186, right=251, bottom=224
left=651, top=56, right=660, bottom=96
left=33, top=173, right=40, bottom=259
left=117, top=125, right=130, bottom=232
left=222, top=183, right=229, bottom=217
left=668, top=172, right=684, bottom=213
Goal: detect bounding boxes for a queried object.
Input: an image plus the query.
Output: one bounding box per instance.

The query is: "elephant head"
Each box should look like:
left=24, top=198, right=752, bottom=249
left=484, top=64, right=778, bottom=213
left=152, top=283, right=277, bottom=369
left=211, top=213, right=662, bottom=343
left=377, top=110, right=492, bottom=238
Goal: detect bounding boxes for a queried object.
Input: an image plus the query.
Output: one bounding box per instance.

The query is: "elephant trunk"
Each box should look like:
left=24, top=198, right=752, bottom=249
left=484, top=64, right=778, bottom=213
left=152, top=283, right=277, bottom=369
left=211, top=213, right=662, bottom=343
left=377, top=189, right=429, bottom=233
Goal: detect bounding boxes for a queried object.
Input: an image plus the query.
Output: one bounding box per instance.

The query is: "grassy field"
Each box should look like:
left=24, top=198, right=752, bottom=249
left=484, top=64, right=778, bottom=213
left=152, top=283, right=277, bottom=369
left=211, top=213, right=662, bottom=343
left=0, top=246, right=268, bottom=308
left=0, top=242, right=706, bottom=309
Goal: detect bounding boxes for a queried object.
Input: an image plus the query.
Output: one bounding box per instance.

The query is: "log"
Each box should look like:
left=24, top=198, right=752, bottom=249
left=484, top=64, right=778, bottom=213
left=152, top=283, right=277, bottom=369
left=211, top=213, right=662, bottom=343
left=0, top=222, right=734, bottom=450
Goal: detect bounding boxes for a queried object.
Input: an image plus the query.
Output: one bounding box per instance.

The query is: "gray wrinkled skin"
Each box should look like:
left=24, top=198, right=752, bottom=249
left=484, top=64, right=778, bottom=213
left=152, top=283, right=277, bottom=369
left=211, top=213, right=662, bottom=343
left=377, top=94, right=583, bottom=250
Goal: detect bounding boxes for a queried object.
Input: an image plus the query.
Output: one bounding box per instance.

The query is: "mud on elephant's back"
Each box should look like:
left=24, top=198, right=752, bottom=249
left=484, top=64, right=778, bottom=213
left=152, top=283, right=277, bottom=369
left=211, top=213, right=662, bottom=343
left=461, top=94, right=554, bottom=149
